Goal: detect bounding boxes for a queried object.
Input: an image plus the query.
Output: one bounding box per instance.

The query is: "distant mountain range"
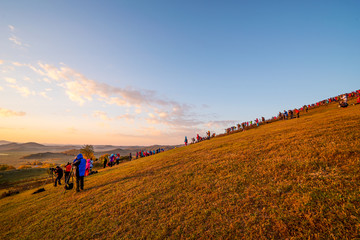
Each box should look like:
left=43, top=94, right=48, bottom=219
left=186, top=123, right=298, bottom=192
left=0, top=140, right=180, bottom=154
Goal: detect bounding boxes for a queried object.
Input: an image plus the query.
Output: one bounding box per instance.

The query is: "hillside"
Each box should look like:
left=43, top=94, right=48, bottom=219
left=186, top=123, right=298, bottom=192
left=0, top=101, right=360, bottom=239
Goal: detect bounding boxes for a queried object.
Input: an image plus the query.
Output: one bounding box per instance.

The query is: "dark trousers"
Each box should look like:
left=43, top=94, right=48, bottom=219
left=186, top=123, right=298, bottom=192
left=76, top=176, right=84, bottom=191
left=64, top=172, right=70, bottom=183
left=54, top=176, right=62, bottom=186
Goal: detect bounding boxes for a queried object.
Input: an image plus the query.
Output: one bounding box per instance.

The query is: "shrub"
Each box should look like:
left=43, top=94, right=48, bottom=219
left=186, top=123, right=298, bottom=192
left=0, top=164, right=16, bottom=171
left=18, top=165, right=32, bottom=170
left=80, top=145, right=95, bottom=160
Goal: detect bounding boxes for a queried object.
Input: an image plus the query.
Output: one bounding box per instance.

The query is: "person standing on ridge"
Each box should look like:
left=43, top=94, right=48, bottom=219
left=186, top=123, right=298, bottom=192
left=184, top=136, right=188, bottom=146
left=54, top=166, right=63, bottom=187
left=103, top=156, right=107, bottom=168
left=64, top=162, right=72, bottom=184
left=73, top=153, right=86, bottom=192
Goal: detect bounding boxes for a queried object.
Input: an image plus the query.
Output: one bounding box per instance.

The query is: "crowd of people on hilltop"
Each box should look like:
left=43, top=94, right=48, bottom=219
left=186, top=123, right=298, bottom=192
left=185, top=89, right=360, bottom=145
left=136, top=148, right=165, bottom=159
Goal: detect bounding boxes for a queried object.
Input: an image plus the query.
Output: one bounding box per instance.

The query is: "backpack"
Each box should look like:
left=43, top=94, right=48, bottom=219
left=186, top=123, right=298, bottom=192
left=65, top=182, right=73, bottom=190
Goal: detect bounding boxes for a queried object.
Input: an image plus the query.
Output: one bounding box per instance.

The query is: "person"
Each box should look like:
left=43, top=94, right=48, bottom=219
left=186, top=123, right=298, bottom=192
left=116, top=154, right=120, bottom=165
left=109, top=154, right=115, bottom=167
left=73, top=153, right=86, bottom=192
left=103, top=157, right=107, bottom=168
left=295, top=109, right=300, bottom=118
left=184, top=136, right=188, bottom=146
left=90, top=159, right=93, bottom=172
left=129, top=152, right=132, bottom=161
left=54, top=166, right=63, bottom=187
left=85, top=159, right=91, bottom=176
left=64, top=162, right=72, bottom=184
left=342, top=94, right=348, bottom=104
left=354, top=96, right=360, bottom=105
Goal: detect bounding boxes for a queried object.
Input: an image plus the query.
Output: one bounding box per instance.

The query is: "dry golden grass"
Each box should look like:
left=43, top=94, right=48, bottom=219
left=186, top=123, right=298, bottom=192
left=1, top=101, right=360, bottom=239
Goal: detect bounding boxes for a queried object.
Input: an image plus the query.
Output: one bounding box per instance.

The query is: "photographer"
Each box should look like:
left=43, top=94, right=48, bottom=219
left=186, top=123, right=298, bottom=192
left=64, top=162, right=72, bottom=184
left=73, top=153, right=86, bottom=192
left=53, top=166, right=63, bottom=187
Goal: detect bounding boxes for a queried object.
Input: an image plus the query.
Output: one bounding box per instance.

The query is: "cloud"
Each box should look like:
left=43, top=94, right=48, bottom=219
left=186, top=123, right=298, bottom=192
left=0, top=108, right=26, bottom=117
left=7, top=83, right=35, bottom=97
left=93, top=111, right=112, bottom=121
left=8, top=25, right=29, bottom=48
left=8, top=25, right=15, bottom=32
left=5, top=77, right=17, bottom=84
left=24, top=62, right=197, bottom=126
left=0, top=86, right=3, bottom=91
left=116, top=113, right=135, bottom=120
left=9, top=36, right=22, bottom=46
left=0, top=60, right=4, bottom=65
left=39, top=91, right=52, bottom=100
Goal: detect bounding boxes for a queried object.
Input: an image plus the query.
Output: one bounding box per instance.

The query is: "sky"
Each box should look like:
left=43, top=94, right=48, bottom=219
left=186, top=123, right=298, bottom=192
left=0, top=0, right=359, bottom=146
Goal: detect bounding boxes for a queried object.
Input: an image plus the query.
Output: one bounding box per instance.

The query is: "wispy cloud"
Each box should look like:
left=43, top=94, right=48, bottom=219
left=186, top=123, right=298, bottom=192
left=7, top=83, right=35, bottom=97
left=93, top=111, right=112, bottom=121
left=0, top=60, right=4, bottom=65
left=39, top=91, right=52, bottom=100
left=8, top=25, right=29, bottom=48
left=116, top=113, right=135, bottom=121
left=0, top=108, right=26, bottom=117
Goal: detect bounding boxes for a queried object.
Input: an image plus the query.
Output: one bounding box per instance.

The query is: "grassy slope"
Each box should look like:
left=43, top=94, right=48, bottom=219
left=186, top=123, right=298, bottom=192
left=1, top=102, right=360, bottom=239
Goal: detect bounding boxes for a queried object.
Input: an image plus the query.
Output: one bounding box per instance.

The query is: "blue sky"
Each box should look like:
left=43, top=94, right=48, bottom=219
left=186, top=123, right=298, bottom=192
left=0, top=0, right=359, bottom=145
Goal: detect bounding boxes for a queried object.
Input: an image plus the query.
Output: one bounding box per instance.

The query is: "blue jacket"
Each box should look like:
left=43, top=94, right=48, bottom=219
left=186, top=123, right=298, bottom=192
left=73, top=153, right=86, bottom=177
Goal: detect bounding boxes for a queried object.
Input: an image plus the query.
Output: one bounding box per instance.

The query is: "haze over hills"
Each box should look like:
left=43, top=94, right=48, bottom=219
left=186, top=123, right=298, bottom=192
left=0, top=140, right=180, bottom=167
left=0, top=141, right=179, bottom=153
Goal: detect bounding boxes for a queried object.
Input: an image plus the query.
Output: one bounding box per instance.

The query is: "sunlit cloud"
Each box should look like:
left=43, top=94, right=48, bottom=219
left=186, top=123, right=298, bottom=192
left=39, top=91, right=52, bottom=100
left=93, top=111, right=112, bottom=121
left=0, top=86, right=3, bottom=91
left=1, top=65, right=15, bottom=73
left=22, top=62, right=198, bottom=127
left=0, top=108, right=26, bottom=117
left=7, top=83, right=35, bottom=97
left=0, top=60, right=4, bottom=65
left=116, top=113, right=135, bottom=120
left=5, top=77, right=17, bottom=84
left=12, top=62, right=23, bottom=66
